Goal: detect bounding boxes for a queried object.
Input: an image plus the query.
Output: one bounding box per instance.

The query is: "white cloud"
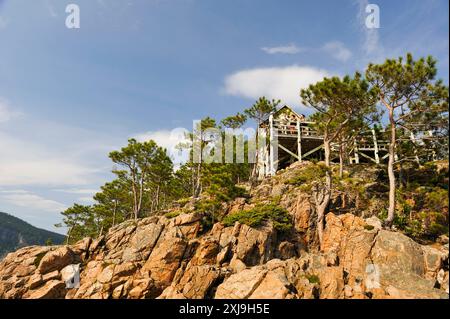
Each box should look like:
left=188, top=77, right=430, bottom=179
left=0, top=99, right=21, bottom=123
left=45, top=0, right=58, bottom=18
left=53, top=188, right=99, bottom=195
left=261, top=44, right=303, bottom=55
left=0, top=130, right=101, bottom=186
left=0, top=190, right=67, bottom=213
left=77, top=196, right=95, bottom=203
left=223, top=65, right=332, bottom=108
left=133, top=128, right=191, bottom=166
left=322, top=41, right=353, bottom=62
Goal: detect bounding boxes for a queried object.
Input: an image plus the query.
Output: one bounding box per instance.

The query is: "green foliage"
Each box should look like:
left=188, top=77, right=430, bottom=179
left=57, top=204, right=98, bottom=244
left=109, top=138, right=174, bottom=219
left=364, top=224, right=375, bottom=231
left=378, top=184, right=449, bottom=239
left=222, top=203, right=292, bottom=232
left=301, top=72, right=378, bottom=142
left=244, top=97, right=280, bottom=124
left=287, top=163, right=328, bottom=186
left=221, top=113, right=247, bottom=129
left=34, top=251, right=47, bottom=268
left=164, top=211, right=181, bottom=219
left=305, top=274, right=320, bottom=284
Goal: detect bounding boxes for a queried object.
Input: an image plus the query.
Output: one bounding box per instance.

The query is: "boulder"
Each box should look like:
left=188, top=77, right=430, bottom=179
left=24, top=280, right=66, bottom=299
left=215, top=267, right=267, bottom=299
left=38, top=247, right=75, bottom=274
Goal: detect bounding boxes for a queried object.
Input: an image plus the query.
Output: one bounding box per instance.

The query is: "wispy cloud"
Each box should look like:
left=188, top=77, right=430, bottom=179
left=134, top=129, right=190, bottom=167
left=77, top=196, right=95, bottom=204
left=0, top=98, right=21, bottom=123
left=0, top=100, right=107, bottom=187
left=44, top=0, right=58, bottom=18
left=322, top=41, right=353, bottom=62
left=261, top=42, right=353, bottom=63
left=0, top=190, right=67, bottom=213
left=223, top=65, right=333, bottom=109
left=53, top=188, right=99, bottom=195
left=261, top=44, right=303, bottom=55
left=355, top=0, right=383, bottom=59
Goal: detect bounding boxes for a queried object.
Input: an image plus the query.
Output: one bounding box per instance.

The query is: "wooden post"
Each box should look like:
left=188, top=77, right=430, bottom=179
left=372, top=129, right=380, bottom=164
left=354, top=139, right=360, bottom=164
left=409, top=131, right=420, bottom=164
left=429, top=130, right=437, bottom=161
left=297, top=120, right=302, bottom=162
left=269, top=114, right=276, bottom=176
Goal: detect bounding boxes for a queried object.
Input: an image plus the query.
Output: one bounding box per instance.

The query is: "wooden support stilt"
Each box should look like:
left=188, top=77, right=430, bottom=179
left=269, top=114, right=276, bottom=176
left=359, top=152, right=378, bottom=163
left=354, top=139, right=360, bottom=164
left=429, top=130, right=437, bottom=161
left=279, top=144, right=300, bottom=160
left=372, top=129, right=380, bottom=164
left=302, top=144, right=324, bottom=158
left=297, top=120, right=302, bottom=162
left=409, top=131, right=420, bottom=164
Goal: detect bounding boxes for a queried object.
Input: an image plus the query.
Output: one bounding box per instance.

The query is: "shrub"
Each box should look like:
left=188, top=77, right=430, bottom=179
left=34, top=251, right=47, bottom=268
left=305, top=274, right=320, bottom=284
left=287, top=163, right=328, bottom=186
left=164, top=210, right=181, bottom=219
left=222, top=203, right=292, bottom=232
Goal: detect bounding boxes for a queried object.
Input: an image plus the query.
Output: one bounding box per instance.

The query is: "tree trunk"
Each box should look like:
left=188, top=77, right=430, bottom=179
left=98, top=224, right=104, bottom=237
left=317, top=137, right=332, bottom=248
left=66, top=226, right=73, bottom=245
left=131, top=181, right=138, bottom=220
left=339, top=143, right=344, bottom=178
left=386, top=108, right=396, bottom=227
left=194, top=162, right=202, bottom=198
left=250, top=124, right=260, bottom=186
left=112, top=201, right=117, bottom=227
left=155, top=184, right=161, bottom=212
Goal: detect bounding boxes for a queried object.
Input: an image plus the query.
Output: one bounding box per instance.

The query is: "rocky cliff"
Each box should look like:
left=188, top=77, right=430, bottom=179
left=0, top=163, right=448, bottom=299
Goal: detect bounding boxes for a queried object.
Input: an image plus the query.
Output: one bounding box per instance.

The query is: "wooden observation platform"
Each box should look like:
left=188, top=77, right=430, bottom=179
left=257, top=106, right=389, bottom=178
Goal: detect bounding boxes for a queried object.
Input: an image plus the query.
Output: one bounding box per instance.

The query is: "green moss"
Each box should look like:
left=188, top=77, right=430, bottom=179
left=364, top=224, right=375, bottom=231
left=286, top=163, right=327, bottom=186
left=34, top=251, right=47, bottom=268
left=164, top=210, right=181, bottom=219
left=306, top=274, right=320, bottom=284
left=222, top=203, right=292, bottom=232
left=176, top=197, right=191, bottom=207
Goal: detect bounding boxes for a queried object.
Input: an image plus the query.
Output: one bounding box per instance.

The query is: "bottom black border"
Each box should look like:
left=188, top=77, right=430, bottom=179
left=1, top=299, right=449, bottom=318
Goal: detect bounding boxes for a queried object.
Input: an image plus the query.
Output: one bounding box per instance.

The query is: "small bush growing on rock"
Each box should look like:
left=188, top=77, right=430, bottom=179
left=164, top=211, right=181, bottom=219
left=286, top=163, right=327, bottom=187
left=305, top=274, right=320, bottom=284
left=222, top=203, right=292, bottom=232
left=33, top=251, right=47, bottom=268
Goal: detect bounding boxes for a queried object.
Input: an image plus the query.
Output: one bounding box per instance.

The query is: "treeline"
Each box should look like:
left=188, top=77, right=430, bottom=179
left=58, top=53, right=449, bottom=244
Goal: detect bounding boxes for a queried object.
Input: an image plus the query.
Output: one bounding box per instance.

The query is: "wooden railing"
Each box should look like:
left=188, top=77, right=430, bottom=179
left=272, top=120, right=321, bottom=138
left=270, top=119, right=389, bottom=151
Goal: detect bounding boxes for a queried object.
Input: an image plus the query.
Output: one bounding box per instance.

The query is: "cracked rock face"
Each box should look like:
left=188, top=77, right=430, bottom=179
left=0, top=211, right=447, bottom=299
left=0, top=162, right=448, bottom=299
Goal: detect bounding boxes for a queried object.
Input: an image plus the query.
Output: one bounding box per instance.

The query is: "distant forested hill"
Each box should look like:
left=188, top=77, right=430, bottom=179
left=0, top=212, right=65, bottom=259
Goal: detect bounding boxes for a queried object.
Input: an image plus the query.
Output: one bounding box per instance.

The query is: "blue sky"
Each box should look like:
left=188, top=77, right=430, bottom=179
left=0, top=0, right=448, bottom=233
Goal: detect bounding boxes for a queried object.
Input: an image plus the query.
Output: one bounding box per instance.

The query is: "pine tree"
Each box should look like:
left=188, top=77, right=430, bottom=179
left=366, top=53, right=448, bottom=227
left=301, top=73, right=378, bottom=245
